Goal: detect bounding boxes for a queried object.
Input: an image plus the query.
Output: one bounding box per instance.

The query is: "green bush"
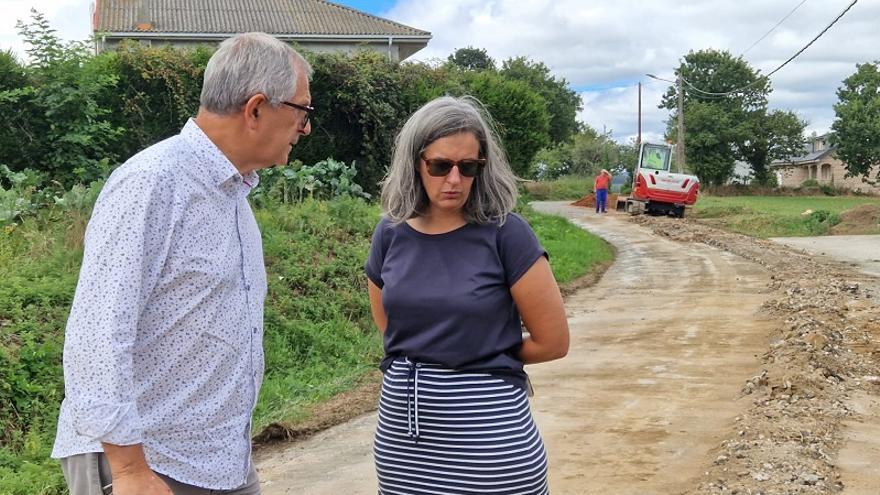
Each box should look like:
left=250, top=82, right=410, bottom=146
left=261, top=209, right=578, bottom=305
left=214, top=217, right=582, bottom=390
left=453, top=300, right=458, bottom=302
left=254, top=159, right=370, bottom=206
left=803, top=209, right=841, bottom=235
left=800, top=178, right=820, bottom=188
left=462, top=71, right=549, bottom=178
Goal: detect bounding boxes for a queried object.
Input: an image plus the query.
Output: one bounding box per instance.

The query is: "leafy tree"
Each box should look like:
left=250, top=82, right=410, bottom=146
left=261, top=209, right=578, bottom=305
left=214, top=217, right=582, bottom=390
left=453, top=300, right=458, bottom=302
left=0, top=50, right=28, bottom=91
left=462, top=70, right=550, bottom=177
left=830, top=61, right=880, bottom=182
left=500, top=56, right=582, bottom=144
left=447, top=46, right=496, bottom=71
left=661, top=49, right=771, bottom=185
left=532, top=125, right=623, bottom=180
left=737, top=109, right=806, bottom=185
left=0, top=9, right=123, bottom=185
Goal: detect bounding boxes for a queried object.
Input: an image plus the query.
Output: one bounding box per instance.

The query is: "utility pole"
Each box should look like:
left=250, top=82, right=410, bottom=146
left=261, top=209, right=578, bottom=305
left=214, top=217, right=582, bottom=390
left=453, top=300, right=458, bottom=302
left=637, top=82, right=642, bottom=146
left=676, top=75, right=685, bottom=173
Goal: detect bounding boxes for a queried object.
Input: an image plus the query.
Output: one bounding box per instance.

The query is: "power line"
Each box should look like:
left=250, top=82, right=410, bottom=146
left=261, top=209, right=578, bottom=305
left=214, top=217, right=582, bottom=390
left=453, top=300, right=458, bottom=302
left=740, top=0, right=809, bottom=57
left=681, top=0, right=858, bottom=97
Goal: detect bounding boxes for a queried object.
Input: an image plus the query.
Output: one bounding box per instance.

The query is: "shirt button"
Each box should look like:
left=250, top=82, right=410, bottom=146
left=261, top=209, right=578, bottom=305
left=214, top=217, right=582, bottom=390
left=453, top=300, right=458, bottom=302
left=244, top=283, right=251, bottom=291
left=252, top=327, right=258, bottom=334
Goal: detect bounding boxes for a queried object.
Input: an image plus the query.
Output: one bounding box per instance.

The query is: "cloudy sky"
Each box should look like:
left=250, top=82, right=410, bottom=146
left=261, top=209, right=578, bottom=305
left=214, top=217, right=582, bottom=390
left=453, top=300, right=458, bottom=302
left=1, top=0, right=875, bottom=144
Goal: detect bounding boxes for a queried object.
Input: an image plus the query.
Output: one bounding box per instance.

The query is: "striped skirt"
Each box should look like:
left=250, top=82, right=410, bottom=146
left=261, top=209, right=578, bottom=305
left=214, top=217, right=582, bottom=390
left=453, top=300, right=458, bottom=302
left=374, top=357, right=549, bottom=495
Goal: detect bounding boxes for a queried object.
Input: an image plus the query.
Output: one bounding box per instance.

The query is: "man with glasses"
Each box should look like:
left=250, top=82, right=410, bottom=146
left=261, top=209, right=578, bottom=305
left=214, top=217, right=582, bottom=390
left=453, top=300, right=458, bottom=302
left=51, top=32, right=312, bottom=495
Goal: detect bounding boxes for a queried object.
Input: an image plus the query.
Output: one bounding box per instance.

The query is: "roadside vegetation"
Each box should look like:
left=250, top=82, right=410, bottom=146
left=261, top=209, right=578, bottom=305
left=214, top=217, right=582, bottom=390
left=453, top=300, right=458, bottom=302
left=521, top=175, right=593, bottom=201
left=692, top=195, right=880, bottom=237
left=0, top=165, right=610, bottom=494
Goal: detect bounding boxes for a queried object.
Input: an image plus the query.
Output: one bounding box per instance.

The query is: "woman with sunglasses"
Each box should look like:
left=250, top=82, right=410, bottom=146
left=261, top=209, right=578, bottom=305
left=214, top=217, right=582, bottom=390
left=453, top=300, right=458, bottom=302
left=365, top=95, right=569, bottom=494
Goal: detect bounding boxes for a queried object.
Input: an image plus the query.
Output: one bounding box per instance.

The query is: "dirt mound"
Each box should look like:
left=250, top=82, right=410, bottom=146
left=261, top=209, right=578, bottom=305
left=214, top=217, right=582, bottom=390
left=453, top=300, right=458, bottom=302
left=571, top=193, right=618, bottom=208
left=830, top=203, right=880, bottom=235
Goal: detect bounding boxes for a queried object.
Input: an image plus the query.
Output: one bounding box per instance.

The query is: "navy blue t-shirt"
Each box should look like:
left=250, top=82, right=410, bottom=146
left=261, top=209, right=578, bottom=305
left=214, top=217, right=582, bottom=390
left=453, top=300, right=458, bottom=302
left=365, top=212, right=547, bottom=390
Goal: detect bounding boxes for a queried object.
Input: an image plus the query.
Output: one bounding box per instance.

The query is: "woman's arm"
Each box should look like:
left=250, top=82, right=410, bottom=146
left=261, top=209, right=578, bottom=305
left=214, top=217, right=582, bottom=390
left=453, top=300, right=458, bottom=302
left=511, top=256, right=569, bottom=364
left=367, top=279, right=387, bottom=334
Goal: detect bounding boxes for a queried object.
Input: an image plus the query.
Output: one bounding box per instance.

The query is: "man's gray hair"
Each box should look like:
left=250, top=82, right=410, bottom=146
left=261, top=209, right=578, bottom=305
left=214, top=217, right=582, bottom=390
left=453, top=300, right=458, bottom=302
left=200, top=32, right=313, bottom=114
left=381, top=95, right=518, bottom=225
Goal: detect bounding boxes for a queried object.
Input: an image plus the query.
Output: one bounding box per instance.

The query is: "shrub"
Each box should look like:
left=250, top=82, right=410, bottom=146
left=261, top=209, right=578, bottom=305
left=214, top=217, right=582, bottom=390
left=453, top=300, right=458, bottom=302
left=803, top=209, right=841, bottom=235
left=254, top=159, right=370, bottom=205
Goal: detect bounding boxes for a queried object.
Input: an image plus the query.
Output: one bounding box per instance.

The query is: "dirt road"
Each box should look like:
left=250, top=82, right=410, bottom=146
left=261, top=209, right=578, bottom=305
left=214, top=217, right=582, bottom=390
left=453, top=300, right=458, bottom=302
left=257, top=203, right=788, bottom=494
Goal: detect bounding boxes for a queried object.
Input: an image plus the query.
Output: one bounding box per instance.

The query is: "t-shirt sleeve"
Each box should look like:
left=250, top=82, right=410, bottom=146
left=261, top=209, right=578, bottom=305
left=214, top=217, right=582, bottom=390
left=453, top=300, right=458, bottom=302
left=497, top=213, right=548, bottom=287
left=365, top=218, right=388, bottom=288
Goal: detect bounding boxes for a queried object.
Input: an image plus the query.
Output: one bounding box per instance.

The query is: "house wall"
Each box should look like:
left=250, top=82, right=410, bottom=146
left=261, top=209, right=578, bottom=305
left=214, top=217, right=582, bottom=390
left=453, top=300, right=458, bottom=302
left=775, top=157, right=880, bottom=193
left=776, top=164, right=811, bottom=187
left=97, top=37, right=418, bottom=62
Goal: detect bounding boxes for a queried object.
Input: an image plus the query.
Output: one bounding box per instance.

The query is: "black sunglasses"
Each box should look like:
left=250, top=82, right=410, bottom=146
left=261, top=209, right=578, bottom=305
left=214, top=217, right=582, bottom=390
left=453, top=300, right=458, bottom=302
left=420, top=153, right=486, bottom=178
left=280, top=101, right=314, bottom=127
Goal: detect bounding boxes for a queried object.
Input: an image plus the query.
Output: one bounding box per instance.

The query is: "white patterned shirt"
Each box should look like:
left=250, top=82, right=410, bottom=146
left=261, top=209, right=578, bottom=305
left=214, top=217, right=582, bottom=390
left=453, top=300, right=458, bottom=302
left=52, top=119, right=268, bottom=490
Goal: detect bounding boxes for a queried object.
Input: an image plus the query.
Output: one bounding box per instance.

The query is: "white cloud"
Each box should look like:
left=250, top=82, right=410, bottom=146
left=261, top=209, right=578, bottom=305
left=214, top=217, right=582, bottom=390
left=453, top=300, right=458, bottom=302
left=386, top=0, right=879, bottom=143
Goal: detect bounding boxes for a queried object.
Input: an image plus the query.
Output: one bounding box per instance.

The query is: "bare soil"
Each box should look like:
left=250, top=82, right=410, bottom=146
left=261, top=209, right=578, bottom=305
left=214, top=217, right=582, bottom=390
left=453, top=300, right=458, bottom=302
left=571, top=192, right=619, bottom=209
left=255, top=203, right=880, bottom=495
left=830, top=204, right=880, bottom=235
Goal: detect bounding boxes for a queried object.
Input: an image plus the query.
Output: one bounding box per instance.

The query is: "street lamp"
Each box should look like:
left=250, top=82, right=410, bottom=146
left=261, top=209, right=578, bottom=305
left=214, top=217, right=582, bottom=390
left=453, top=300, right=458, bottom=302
left=646, top=73, right=685, bottom=173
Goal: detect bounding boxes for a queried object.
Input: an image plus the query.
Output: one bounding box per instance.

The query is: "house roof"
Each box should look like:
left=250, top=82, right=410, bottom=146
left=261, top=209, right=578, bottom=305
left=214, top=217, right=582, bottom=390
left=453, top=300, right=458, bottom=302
left=93, top=0, right=431, bottom=38
left=770, top=146, right=836, bottom=167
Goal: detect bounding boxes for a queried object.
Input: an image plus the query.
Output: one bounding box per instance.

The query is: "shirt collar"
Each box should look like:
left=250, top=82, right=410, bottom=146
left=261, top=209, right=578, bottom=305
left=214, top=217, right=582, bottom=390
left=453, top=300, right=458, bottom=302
left=180, top=119, right=259, bottom=191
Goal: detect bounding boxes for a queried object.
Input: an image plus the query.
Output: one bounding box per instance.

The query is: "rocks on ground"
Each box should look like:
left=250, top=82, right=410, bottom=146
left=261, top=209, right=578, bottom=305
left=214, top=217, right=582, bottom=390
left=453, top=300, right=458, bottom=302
left=631, top=215, right=880, bottom=495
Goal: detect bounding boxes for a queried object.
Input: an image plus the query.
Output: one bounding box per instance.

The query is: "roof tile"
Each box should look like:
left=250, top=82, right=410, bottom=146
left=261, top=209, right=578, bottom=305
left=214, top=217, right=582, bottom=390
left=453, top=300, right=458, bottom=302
left=95, top=0, right=430, bottom=36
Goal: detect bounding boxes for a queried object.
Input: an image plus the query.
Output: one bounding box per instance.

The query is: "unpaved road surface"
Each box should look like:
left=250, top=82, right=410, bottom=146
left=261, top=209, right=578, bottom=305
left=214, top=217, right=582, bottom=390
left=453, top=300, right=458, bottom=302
left=256, top=203, right=880, bottom=494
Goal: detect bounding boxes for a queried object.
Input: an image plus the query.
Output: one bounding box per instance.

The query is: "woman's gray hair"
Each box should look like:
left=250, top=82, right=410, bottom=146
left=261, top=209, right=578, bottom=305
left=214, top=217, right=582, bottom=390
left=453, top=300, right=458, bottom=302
left=381, top=95, right=518, bottom=225
left=200, top=32, right=313, bottom=114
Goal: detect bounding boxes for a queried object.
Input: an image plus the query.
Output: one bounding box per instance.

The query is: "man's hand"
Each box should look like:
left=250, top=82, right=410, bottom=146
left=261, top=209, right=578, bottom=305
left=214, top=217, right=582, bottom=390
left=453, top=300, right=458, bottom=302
left=111, top=470, right=173, bottom=495
left=101, top=443, right=173, bottom=495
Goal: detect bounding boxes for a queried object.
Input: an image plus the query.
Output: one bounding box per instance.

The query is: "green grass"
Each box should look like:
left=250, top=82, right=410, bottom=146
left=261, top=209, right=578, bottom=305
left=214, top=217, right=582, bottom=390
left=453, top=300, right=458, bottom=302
left=0, top=196, right=612, bottom=494
left=521, top=175, right=592, bottom=201
left=693, top=195, right=880, bottom=237
left=519, top=204, right=614, bottom=283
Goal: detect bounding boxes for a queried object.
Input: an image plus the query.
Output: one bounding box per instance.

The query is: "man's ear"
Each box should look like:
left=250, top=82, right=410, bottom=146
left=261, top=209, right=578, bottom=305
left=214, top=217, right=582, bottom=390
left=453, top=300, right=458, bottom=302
left=243, top=94, right=267, bottom=129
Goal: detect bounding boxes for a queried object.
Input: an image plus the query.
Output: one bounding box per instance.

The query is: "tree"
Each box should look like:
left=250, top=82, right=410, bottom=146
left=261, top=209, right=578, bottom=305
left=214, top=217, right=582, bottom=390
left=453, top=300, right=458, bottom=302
left=0, top=9, right=122, bottom=184
left=447, top=46, right=495, bottom=71
left=737, top=109, right=806, bottom=185
left=660, top=49, right=771, bottom=185
left=531, top=125, right=624, bottom=180
left=500, top=57, right=582, bottom=144
left=463, top=71, right=550, bottom=177
left=830, top=61, right=880, bottom=182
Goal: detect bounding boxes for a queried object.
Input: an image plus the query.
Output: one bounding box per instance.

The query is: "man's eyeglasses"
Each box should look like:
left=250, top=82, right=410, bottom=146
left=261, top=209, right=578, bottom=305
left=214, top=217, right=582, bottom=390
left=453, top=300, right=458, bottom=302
left=280, top=101, right=314, bottom=128
left=420, top=153, right=486, bottom=178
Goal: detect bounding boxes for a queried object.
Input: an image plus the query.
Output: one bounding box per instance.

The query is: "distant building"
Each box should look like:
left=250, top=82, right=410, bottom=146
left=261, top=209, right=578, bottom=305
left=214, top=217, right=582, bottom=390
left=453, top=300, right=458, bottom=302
left=92, top=0, right=431, bottom=62
left=770, top=133, right=880, bottom=194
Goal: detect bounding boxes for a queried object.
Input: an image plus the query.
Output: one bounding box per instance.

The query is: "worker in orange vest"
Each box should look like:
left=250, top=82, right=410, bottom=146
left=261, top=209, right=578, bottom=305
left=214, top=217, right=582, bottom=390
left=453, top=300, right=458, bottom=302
left=594, top=169, right=612, bottom=213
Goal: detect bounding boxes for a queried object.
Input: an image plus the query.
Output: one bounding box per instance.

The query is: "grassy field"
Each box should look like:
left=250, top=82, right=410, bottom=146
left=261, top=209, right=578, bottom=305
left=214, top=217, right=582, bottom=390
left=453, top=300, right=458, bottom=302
left=0, top=197, right=610, bottom=494
left=521, top=175, right=592, bottom=201
left=692, top=195, right=880, bottom=237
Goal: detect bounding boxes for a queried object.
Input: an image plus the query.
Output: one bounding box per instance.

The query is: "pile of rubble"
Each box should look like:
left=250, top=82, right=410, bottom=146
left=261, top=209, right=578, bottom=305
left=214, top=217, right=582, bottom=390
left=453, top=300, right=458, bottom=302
left=632, top=216, right=880, bottom=495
